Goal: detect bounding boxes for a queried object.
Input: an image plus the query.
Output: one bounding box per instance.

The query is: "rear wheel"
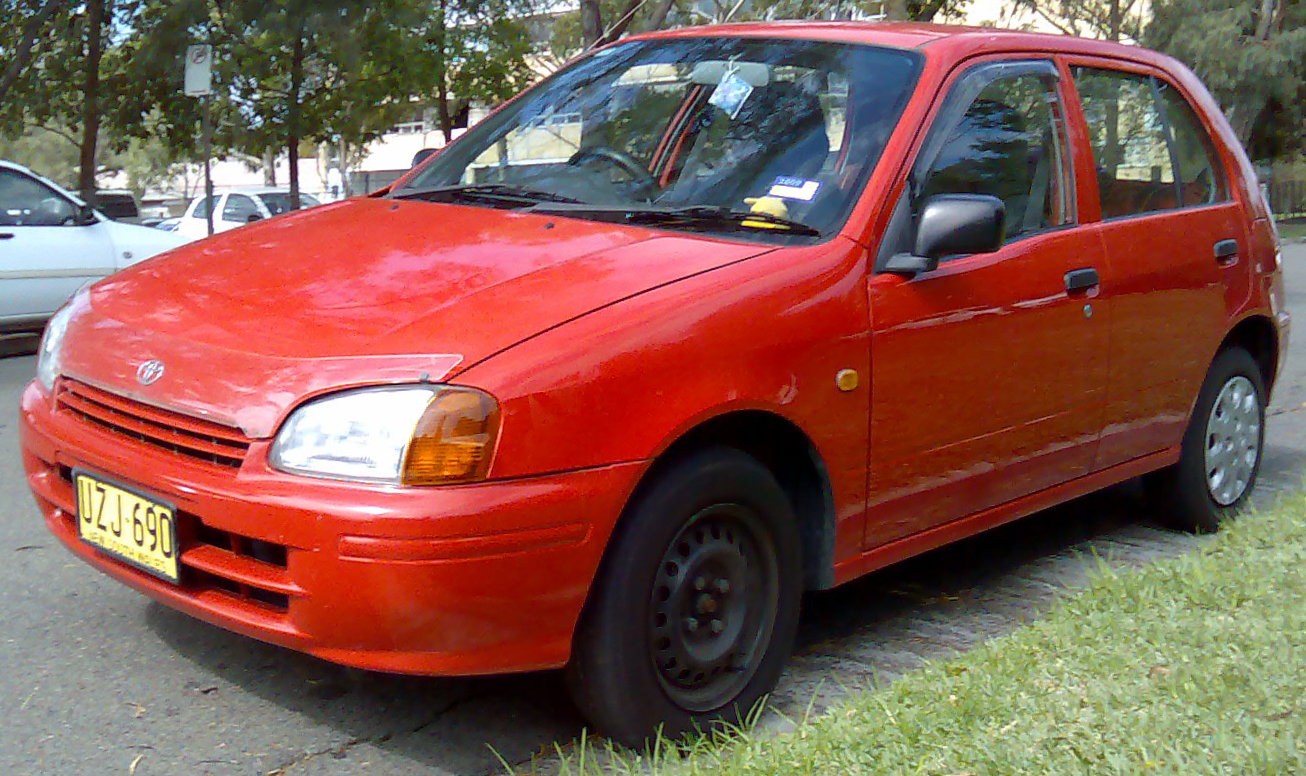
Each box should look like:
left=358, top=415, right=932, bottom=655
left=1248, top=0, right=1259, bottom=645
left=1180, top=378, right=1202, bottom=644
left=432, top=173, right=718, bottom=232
left=1148, top=347, right=1265, bottom=532
left=566, top=448, right=802, bottom=748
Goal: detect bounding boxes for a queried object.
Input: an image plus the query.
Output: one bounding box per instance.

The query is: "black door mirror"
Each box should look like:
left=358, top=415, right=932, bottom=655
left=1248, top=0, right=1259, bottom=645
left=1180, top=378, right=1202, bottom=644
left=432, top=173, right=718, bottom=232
left=883, top=194, right=1006, bottom=275
left=411, top=148, right=437, bottom=168
left=75, top=203, right=98, bottom=226
left=246, top=213, right=263, bottom=223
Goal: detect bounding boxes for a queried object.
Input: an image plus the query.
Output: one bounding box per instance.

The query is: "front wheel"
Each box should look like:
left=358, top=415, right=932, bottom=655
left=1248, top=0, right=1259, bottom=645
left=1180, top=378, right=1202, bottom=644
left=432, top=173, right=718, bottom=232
left=1148, top=347, right=1266, bottom=532
left=566, top=448, right=802, bottom=748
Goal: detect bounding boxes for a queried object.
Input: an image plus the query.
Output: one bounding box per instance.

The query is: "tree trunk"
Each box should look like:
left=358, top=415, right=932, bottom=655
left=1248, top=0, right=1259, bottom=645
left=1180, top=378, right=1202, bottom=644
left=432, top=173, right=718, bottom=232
left=263, top=148, right=277, bottom=186
left=434, top=0, right=453, bottom=143
left=598, top=0, right=644, bottom=44
left=79, top=0, right=105, bottom=203
left=581, top=0, right=603, bottom=46
left=644, top=0, right=675, bottom=33
left=288, top=19, right=304, bottom=210
left=1254, top=0, right=1279, bottom=40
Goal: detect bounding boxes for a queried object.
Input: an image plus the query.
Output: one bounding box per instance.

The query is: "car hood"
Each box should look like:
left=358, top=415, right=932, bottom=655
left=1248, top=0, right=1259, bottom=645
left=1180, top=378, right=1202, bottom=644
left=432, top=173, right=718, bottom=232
left=60, top=197, right=772, bottom=437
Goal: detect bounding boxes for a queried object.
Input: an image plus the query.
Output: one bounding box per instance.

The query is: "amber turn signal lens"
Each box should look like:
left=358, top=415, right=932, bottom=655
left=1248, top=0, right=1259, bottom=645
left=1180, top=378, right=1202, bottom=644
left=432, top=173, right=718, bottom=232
left=401, top=388, right=500, bottom=485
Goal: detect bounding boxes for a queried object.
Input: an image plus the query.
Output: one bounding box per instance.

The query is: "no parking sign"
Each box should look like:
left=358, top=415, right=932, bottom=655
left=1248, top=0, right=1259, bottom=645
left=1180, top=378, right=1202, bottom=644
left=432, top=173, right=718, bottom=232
left=184, top=44, right=212, bottom=96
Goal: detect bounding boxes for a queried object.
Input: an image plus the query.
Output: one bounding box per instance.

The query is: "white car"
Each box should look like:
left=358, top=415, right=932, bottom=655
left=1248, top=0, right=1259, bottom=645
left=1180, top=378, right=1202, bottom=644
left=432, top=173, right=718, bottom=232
left=177, top=188, right=321, bottom=240
left=0, top=160, right=191, bottom=334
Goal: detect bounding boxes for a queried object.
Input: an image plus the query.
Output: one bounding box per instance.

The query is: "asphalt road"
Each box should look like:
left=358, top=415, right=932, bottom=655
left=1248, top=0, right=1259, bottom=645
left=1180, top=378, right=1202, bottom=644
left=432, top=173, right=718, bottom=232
left=2, top=247, right=1304, bottom=776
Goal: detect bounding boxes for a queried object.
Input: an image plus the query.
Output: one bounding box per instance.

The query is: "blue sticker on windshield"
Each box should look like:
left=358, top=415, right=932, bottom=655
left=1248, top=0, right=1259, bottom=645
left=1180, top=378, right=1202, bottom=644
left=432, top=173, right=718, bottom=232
left=709, top=72, right=754, bottom=120
left=768, top=177, right=821, bottom=201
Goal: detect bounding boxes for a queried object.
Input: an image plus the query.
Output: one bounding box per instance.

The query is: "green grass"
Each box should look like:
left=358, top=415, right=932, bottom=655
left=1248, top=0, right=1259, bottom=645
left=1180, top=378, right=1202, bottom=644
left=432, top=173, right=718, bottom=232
left=545, top=492, right=1306, bottom=775
left=1275, top=221, right=1306, bottom=242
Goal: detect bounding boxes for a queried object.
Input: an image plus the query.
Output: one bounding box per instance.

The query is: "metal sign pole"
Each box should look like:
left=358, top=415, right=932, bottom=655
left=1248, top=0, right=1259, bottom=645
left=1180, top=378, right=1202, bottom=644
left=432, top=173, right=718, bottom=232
left=203, top=97, right=214, bottom=236
left=186, top=44, right=215, bottom=236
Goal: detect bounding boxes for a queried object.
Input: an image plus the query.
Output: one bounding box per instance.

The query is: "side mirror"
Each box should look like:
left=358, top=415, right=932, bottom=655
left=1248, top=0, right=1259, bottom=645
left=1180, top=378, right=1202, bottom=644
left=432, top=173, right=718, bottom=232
left=246, top=213, right=263, bottom=223
left=883, top=194, right=1006, bottom=276
left=75, top=204, right=98, bottom=226
left=411, top=148, right=437, bottom=168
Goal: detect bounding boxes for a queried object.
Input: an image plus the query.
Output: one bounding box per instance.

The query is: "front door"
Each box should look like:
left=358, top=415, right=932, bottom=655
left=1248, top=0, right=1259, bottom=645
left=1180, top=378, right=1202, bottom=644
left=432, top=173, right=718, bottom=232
left=0, top=168, right=115, bottom=328
left=865, top=59, right=1108, bottom=548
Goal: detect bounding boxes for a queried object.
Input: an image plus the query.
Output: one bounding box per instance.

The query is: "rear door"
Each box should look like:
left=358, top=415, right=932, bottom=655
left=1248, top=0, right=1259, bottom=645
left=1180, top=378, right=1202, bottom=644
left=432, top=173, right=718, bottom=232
left=865, top=58, right=1109, bottom=548
left=1065, top=61, right=1246, bottom=468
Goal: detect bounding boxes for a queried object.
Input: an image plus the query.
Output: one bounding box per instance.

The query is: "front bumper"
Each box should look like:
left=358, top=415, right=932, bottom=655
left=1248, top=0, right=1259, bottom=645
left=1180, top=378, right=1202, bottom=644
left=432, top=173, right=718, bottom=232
left=20, top=379, right=643, bottom=676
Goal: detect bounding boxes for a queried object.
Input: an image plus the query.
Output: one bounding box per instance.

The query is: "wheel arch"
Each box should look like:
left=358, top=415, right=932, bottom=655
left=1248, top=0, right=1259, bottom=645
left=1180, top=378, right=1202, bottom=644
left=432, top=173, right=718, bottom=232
left=1220, top=314, right=1279, bottom=393
left=604, top=410, right=838, bottom=598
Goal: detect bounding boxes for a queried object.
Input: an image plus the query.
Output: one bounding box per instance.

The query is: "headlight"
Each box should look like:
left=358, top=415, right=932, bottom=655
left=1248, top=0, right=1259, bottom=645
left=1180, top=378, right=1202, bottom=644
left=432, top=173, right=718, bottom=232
left=37, top=302, right=76, bottom=392
left=270, top=385, right=500, bottom=485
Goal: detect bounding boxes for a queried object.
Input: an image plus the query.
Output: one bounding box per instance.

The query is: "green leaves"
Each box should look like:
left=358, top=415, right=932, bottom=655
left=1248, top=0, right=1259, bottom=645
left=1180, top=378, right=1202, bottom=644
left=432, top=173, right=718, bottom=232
left=3, top=0, right=542, bottom=193
left=1145, top=0, right=1306, bottom=156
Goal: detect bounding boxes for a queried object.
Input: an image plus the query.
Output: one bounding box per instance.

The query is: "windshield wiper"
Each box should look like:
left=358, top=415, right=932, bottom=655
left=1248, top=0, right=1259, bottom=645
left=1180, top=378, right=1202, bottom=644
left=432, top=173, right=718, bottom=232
left=527, top=203, right=821, bottom=237
left=625, top=205, right=821, bottom=236
left=390, top=183, right=584, bottom=206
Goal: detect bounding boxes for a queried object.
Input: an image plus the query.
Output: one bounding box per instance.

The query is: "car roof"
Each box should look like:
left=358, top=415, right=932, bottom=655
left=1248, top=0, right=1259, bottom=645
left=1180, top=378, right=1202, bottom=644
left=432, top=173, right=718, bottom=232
left=0, top=159, right=34, bottom=176
left=228, top=188, right=303, bottom=196
left=193, top=188, right=314, bottom=201
left=628, top=21, right=1173, bottom=70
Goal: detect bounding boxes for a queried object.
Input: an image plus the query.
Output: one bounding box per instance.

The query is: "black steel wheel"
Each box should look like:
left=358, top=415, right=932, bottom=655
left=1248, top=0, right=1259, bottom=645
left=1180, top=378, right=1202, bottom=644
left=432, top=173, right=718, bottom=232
left=649, top=503, right=780, bottom=712
left=566, top=448, right=802, bottom=748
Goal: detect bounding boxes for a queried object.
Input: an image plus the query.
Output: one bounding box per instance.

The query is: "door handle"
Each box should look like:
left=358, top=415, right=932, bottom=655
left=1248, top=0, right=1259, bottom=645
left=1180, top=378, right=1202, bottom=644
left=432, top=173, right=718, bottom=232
left=1214, top=239, right=1239, bottom=264
left=1065, top=267, right=1099, bottom=294
left=0, top=232, right=13, bottom=240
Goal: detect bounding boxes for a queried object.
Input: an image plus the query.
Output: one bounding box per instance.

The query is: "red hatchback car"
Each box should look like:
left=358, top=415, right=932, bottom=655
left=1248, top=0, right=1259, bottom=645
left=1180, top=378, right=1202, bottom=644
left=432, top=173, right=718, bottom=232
left=21, top=23, right=1288, bottom=745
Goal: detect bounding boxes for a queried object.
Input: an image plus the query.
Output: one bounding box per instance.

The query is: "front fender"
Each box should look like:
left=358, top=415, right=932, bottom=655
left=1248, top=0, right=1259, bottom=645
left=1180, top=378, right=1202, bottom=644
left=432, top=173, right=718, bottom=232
left=457, top=235, right=872, bottom=534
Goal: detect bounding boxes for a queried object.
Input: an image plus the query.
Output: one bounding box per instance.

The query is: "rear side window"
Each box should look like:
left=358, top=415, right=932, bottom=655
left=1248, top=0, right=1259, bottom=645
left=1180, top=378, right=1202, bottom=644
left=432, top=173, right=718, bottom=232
left=1072, top=66, right=1226, bottom=218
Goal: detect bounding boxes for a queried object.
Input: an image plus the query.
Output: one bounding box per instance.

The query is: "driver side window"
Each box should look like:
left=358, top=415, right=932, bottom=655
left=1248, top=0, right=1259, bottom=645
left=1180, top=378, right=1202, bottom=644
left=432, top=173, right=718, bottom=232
left=0, top=169, right=78, bottom=227
left=916, top=65, right=1073, bottom=249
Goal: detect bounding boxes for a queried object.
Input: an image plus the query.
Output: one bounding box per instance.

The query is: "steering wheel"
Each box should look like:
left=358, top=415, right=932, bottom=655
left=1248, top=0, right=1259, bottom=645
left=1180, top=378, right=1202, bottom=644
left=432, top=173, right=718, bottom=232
left=567, top=146, right=658, bottom=194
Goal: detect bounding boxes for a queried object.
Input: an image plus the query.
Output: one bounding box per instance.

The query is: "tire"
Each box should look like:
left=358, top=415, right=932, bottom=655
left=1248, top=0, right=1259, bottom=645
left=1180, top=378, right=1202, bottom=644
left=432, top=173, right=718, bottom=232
left=1148, top=347, right=1266, bottom=533
left=566, top=448, right=802, bottom=749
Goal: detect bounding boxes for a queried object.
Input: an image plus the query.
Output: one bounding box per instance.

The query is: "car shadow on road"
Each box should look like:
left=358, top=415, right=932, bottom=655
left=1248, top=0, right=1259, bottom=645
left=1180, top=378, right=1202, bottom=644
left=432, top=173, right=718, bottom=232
left=141, top=478, right=1229, bottom=773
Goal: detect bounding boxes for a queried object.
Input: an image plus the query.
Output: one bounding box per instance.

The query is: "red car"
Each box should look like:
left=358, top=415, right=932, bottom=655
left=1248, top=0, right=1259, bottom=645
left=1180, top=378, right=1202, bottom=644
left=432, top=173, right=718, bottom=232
left=21, top=23, right=1288, bottom=745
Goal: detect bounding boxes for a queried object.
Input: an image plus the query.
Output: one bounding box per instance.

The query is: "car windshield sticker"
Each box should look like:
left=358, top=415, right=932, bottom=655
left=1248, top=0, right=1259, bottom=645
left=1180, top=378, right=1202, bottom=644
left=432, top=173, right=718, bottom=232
left=767, top=177, right=822, bottom=201
left=709, top=68, right=754, bottom=120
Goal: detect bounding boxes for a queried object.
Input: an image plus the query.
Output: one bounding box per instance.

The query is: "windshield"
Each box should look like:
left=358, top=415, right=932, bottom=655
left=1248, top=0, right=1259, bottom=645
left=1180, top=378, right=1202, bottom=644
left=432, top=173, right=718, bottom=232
left=395, top=37, right=920, bottom=239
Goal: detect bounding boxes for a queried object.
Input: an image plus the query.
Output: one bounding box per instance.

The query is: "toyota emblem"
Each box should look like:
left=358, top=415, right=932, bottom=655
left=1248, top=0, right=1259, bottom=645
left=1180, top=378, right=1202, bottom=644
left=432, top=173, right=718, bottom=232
left=136, top=360, right=165, bottom=386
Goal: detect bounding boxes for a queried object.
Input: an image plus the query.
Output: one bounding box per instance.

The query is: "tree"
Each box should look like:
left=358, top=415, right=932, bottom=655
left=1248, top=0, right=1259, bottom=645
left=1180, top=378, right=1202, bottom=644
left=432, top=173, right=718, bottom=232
left=1004, top=0, right=1145, bottom=40
left=0, top=0, right=71, bottom=106
left=408, top=0, right=540, bottom=143
left=113, top=0, right=435, bottom=206
left=0, top=0, right=124, bottom=200
left=206, top=0, right=425, bottom=206
left=1146, top=0, right=1306, bottom=155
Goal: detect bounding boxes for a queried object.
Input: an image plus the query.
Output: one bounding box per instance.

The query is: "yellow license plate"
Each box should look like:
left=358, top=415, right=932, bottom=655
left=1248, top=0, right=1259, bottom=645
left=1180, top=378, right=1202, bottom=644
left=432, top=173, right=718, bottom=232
left=74, top=470, right=180, bottom=584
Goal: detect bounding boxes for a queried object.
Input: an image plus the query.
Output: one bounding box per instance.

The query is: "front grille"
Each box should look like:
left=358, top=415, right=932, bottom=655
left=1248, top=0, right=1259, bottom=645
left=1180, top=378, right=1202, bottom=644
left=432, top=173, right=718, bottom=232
left=57, top=380, right=250, bottom=468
